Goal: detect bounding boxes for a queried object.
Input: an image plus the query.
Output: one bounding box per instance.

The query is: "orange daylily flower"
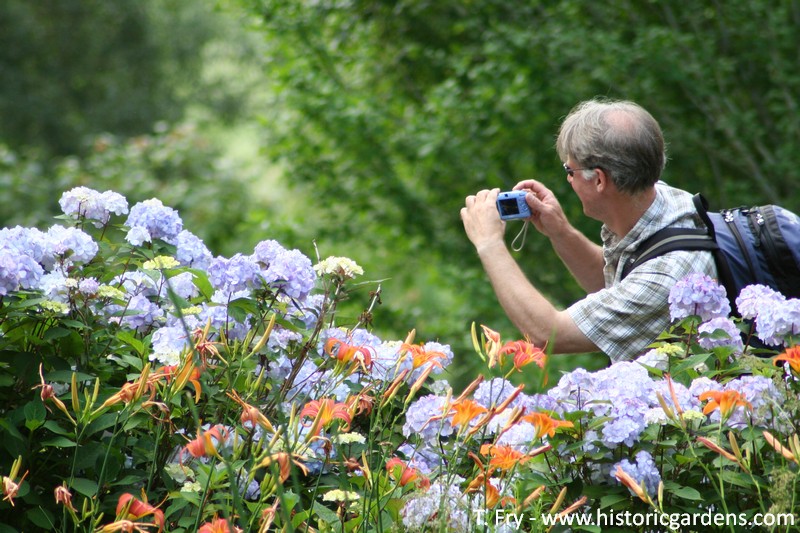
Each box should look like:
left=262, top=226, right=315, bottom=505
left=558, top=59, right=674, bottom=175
left=33, top=364, right=76, bottom=424
left=698, top=390, right=752, bottom=418
left=299, top=398, right=352, bottom=436
left=499, top=340, right=547, bottom=371
left=161, top=362, right=203, bottom=403
left=401, top=342, right=447, bottom=370
left=522, top=411, right=574, bottom=440
left=115, top=492, right=165, bottom=532
left=613, top=465, right=649, bottom=503
left=226, top=390, right=275, bottom=433
left=325, top=338, right=374, bottom=372
left=696, top=436, right=738, bottom=462
left=197, top=516, right=244, bottom=533
left=479, top=444, right=529, bottom=471
left=479, top=325, right=503, bottom=368
left=1, top=456, right=28, bottom=507
left=259, top=452, right=310, bottom=483
left=54, top=483, right=77, bottom=513
left=94, top=364, right=159, bottom=414
left=181, top=425, right=229, bottom=462
left=466, top=473, right=515, bottom=508
left=774, top=345, right=800, bottom=374
left=449, top=399, right=488, bottom=428
left=386, top=457, right=429, bottom=488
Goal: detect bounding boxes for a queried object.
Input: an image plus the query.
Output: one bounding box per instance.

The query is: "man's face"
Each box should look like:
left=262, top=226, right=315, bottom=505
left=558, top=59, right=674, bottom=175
left=564, top=160, right=601, bottom=219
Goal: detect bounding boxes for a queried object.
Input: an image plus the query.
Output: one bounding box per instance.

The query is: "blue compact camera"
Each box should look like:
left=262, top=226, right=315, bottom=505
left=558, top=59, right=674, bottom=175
left=496, top=190, right=531, bottom=220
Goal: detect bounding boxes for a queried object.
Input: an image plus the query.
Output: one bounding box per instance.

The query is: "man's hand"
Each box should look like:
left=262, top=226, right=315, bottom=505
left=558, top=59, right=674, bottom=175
left=512, top=179, right=570, bottom=239
left=461, top=188, right=506, bottom=254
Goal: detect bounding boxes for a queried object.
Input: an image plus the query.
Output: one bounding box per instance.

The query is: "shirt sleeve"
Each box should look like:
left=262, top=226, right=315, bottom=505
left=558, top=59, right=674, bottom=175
left=566, top=250, right=716, bottom=361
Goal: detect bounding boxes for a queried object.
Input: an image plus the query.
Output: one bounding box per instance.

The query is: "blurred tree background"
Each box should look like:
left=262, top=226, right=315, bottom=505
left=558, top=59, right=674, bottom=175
left=2, top=0, right=798, bottom=388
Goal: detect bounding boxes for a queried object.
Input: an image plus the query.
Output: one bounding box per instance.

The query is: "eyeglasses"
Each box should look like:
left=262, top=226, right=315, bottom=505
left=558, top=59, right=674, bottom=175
left=563, top=163, right=596, bottom=177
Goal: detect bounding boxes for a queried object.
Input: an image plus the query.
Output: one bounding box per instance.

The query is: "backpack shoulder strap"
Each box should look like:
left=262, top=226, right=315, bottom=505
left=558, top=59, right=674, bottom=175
left=620, top=226, right=717, bottom=280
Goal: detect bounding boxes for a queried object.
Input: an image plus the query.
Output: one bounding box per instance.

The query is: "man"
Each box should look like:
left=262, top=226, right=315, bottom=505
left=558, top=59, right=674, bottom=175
left=460, top=99, right=716, bottom=362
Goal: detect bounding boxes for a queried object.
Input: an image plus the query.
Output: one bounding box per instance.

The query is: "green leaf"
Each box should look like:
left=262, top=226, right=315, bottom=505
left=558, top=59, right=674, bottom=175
left=599, top=494, right=630, bottom=509
left=23, top=399, right=47, bottom=431
left=70, top=477, right=99, bottom=497
left=40, top=436, right=77, bottom=448
left=664, top=482, right=702, bottom=500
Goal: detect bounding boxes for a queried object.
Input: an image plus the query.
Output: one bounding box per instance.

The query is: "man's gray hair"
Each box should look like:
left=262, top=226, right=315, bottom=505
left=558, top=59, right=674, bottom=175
left=556, top=99, right=666, bottom=194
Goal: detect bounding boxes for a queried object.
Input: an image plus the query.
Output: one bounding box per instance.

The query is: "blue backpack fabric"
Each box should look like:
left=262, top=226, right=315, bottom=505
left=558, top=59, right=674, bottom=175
left=621, top=194, right=800, bottom=315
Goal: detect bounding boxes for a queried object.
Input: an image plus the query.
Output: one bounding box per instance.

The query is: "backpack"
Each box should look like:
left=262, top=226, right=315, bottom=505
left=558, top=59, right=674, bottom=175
left=620, top=194, right=800, bottom=315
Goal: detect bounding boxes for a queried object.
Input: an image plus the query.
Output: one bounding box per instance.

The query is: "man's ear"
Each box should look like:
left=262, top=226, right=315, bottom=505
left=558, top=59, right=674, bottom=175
left=593, top=167, right=608, bottom=192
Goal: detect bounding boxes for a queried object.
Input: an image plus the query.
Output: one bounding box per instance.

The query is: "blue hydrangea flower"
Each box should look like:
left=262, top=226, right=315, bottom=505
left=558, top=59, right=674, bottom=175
left=724, top=375, right=785, bottom=429
left=753, top=298, right=800, bottom=347
left=207, top=253, right=261, bottom=295
left=150, top=325, right=191, bottom=366
left=259, top=248, right=316, bottom=300
left=42, top=225, right=99, bottom=270
left=59, top=186, right=128, bottom=228
left=668, top=272, right=731, bottom=321
left=125, top=198, right=183, bottom=244
left=698, top=317, right=744, bottom=351
left=78, top=278, right=100, bottom=296
left=472, top=377, right=520, bottom=410
left=0, top=247, right=44, bottom=295
left=613, top=450, right=661, bottom=497
left=0, top=226, right=48, bottom=263
left=402, top=394, right=453, bottom=444
left=118, top=293, right=164, bottom=332
left=174, top=230, right=213, bottom=271
left=401, top=480, right=471, bottom=532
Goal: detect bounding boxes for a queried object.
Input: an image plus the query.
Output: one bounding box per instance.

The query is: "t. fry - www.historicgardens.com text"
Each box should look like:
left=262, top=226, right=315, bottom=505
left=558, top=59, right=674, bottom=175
left=473, top=508, right=795, bottom=531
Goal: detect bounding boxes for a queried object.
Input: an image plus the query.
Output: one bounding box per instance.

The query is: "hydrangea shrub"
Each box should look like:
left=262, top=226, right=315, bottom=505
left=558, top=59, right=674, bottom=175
left=1, top=189, right=799, bottom=532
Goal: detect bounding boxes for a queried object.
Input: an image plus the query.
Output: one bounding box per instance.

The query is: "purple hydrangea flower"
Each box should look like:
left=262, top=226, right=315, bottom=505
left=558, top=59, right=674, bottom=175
left=259, top=249, right=316, bottom=300
left=724, top=375, right=785, bottom=429
left=668, top=272, right=731, bottom=321
left=78, top=278, right=100, bottom=296
left=0, top=226, right=48, bottom=263
left=42, top=225, right=99, bottom=270
left=698, top=317, right=744, bottom=351
left=735, top=284, right=785, bottom=320
left=118, top=293, right=164, bottom=332
left=613, top=450, right=661, bottom=497
left=174, top=230, right=212, bottom=271
left=402, top=394, right=453, bottom=444
left=401, top=480, right=471, bottom=532
left=0, top=247, right=44, bottom=295
left=150, top=325, right=191, bottom=366
left=473, top=378, right=520, bottom=409
left=252, top=239, right=287, bottom=266
left=207, top=253, right=261, bottom=294
left=59, top=186, right=128, bottom=227
left=753, top=298, right=800, bottom=347
left=125, top=198, right=183, bottom=244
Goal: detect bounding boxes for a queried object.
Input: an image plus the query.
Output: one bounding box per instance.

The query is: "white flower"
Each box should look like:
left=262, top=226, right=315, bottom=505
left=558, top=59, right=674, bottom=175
left=314, top=256, right=364, bottom=279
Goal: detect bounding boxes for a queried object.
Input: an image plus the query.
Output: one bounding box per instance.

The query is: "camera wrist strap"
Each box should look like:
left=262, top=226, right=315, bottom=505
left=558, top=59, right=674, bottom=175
left=510, top=221, right=529, bottom=252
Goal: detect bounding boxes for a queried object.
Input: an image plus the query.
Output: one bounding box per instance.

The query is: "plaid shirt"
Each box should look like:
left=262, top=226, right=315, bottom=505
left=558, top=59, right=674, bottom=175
left=567, top=182, right=716, bottom=362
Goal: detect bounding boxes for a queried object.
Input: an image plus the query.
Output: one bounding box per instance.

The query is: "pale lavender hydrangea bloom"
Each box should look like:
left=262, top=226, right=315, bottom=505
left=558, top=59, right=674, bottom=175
left=118, top=293, right=164, bottom=332
left=174, top=230, right=212, bottom=271
left=688, top=376, right=723, bottom=398
left=651, top=378, right=700, bottom=413
left=613, top=450, right=661, bottom=497
left=401, top=480, right=470, bottom=532
left=752, top=298, right=800, bottom=347
left=724, top=375, right=784, bottom=429
left=252, top=239, right=286, bottom=266
left=698, top=317, right=744, bottom=351
left=150, top=325, right=191, bottom=366
left=266, top=327, right=304, bottom=353
left=59, top=186, right=128, bottom=227
left=78, top=278, right=100, bottom=296
left=0, top=247, right=44, bottom=295
left=402, top=394, right=453, bottom=444
left=668, top=272, right=730, bottom=321
left=396, top=443, right=442, bottom=475
left=113, top=271, right=161, bottom=298
left=42, top=225, right=98, bottom=270
left=35, top=272, right=70, bottom=302
left=473, top=377, right=520, bottom=409
left=0, top=226, right=48, bottom=263
left=164, top=271, right=199, bottom=300
left=259, top=249, right=316, bottom=300
left=735, top=284, right=785, bottom=320
left=207, top=254, right=261, bottom=295
left=125, top=198, right=183, bottom=244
